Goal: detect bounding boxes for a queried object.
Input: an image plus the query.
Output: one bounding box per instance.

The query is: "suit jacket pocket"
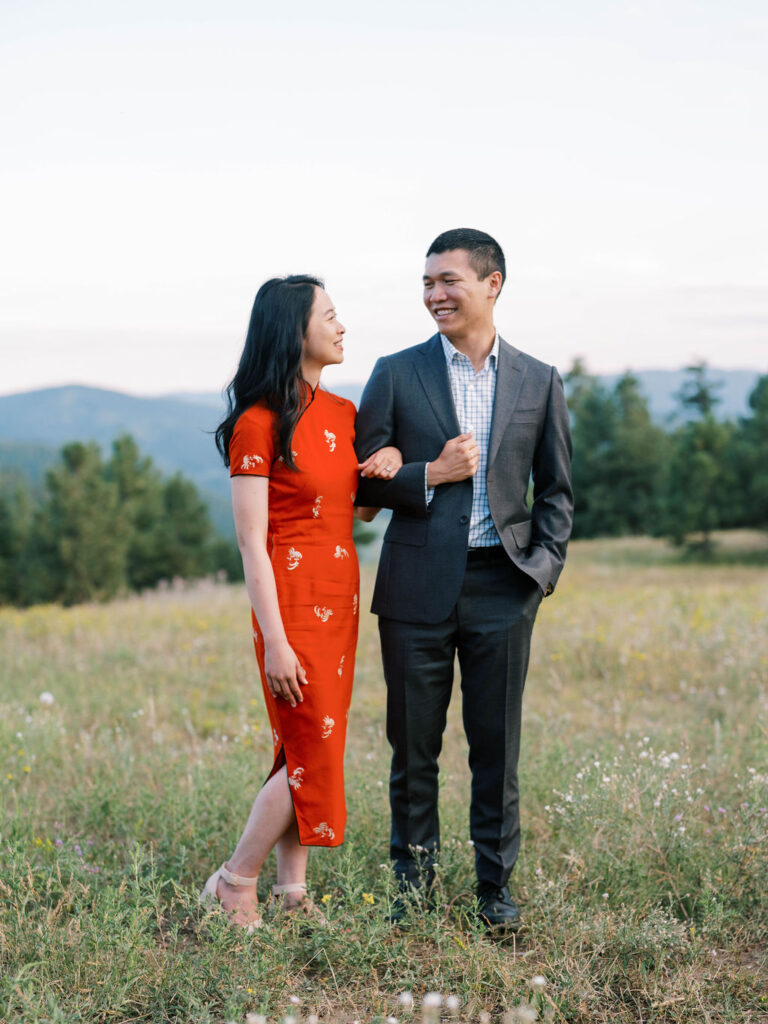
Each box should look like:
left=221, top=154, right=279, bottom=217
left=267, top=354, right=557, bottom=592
left=509, top=519, right=533, bottom=550
left=384, top=516, right=428, bottom=547
left=510, top=409, right=542, bottom=424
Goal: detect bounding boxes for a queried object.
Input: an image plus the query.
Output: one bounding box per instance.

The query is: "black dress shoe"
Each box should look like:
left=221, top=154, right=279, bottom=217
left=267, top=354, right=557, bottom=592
left=476, top=884, right=522, bottom=932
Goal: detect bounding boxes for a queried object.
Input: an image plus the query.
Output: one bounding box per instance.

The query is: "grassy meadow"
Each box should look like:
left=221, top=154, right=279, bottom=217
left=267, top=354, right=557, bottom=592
left=1, top=534, right=767, bottom=1023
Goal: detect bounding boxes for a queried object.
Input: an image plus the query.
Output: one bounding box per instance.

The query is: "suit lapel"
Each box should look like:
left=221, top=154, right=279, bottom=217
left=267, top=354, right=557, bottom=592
left=488, top=337, right=527, bottom=465
left=415, top=335, right=460, bottom=437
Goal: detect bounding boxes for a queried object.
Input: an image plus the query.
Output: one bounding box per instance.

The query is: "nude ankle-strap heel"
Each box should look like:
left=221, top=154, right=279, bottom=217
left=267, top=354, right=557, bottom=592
left=201, top=863, right=263, bottom=931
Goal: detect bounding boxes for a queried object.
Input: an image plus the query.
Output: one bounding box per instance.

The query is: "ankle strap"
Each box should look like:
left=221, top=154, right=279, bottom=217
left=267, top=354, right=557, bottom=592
left=272, top=882, right=308, bottom=895
left=219, top=863, right=259, bottom=887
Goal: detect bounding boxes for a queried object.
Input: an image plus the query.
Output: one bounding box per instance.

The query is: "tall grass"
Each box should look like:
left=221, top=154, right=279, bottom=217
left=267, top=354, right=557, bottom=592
left=1, top=536, right=766, bottom=1022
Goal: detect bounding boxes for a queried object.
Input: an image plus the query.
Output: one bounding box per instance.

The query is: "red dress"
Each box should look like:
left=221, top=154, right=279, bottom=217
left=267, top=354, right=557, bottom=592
left=229, top=389, right=359, bottom=846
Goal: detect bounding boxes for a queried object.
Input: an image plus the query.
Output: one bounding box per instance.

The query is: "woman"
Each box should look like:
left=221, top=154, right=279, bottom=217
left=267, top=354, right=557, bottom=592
left=204, top=275, right=399, bottom=930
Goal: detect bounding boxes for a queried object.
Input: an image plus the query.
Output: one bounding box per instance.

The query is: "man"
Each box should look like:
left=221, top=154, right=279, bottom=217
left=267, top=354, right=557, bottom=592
left=355, top=228, right=573, bottom=929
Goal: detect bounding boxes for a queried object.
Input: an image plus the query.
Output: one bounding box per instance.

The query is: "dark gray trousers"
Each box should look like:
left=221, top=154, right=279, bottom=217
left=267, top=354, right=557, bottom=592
left=379, top=548, right=542, bottom=887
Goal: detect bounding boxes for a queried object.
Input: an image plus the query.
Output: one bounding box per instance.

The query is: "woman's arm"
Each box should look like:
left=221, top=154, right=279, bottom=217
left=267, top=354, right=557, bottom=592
left=354, top=445, right=403, bottom=521
left=231, top=475, right=307, bottom=708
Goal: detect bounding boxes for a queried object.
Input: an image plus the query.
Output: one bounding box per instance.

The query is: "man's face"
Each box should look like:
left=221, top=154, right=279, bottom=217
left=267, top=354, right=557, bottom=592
left=422, top=248, right=501, bottom=341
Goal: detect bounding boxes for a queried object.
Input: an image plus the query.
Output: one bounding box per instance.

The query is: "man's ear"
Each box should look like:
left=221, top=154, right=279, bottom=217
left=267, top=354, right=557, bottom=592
left=487, top=270, right=503, bottom=301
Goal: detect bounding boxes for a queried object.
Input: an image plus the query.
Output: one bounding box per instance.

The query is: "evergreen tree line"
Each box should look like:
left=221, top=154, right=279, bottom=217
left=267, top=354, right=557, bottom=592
left=567, top=362, right=768, bottom=547
left=0, top=436, right=242, bottom=606
left=1, top=362, right=766, bottom=607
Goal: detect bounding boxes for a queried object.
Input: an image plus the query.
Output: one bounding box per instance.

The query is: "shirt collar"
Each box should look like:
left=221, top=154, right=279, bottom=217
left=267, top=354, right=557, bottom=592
left=440, top=331, right=499, bottom=371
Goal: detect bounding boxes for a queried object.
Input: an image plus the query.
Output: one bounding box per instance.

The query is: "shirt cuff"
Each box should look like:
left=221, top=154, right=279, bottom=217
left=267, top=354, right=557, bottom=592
left=425, top=464, right=435, bottom=506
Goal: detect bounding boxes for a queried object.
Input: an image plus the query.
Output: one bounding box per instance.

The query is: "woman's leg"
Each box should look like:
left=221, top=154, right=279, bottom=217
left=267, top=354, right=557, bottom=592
left=274, top=819, right=310, bottom=907
left=216, top=764, right=302, bottom=923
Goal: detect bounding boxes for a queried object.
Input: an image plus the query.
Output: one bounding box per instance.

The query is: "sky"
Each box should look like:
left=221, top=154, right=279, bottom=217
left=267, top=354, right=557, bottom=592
left=1, top=0, right=766, bottom=397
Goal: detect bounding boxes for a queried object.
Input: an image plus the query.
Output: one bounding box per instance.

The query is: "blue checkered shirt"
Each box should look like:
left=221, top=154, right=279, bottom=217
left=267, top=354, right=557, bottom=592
left=425, top=332, right=502, bottom=548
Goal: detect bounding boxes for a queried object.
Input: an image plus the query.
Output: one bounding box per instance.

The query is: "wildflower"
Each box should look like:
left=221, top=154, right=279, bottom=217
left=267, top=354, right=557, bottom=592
left=423, top=994, right=442, bottom=1008
left=602, top=892, right=609, bottom=900
left=387, top=1018, right=398, bottom=1024
left=309, top=1016, right=320, bottom=1024
left=362, top=892, right=374, bottom=905
left=674, top=813, right=682, bottom=822
left=718, top=807, right=726, bottom=815
left=398, top=992, right=414, bottom=1009
left=23, top=766, right=31, bottom=773
left=39, top=692, right=55, bottom=706
left=321, top=893, right=332, bottom=904
left=284, top=1016, right=298, bottom=1024
left=531, top=975, right=546, bottom=991
left=289, top=995, right=301, bottom=1005
left=445, top=995, right=461, bottom=1013
left=246, top=1015, right=266, bottom=1024
left=6, top=773, right=12, bottom=781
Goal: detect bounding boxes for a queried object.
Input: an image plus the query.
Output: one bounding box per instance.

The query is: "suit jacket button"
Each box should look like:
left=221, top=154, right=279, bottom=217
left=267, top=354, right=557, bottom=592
left=459, top=515, right=469, bottom=525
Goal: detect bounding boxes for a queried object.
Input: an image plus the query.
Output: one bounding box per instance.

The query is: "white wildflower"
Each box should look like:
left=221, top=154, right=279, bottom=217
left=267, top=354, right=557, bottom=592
left=531, top=975, right=547, bottom=991
left=39, top=692, right=55, bottom=706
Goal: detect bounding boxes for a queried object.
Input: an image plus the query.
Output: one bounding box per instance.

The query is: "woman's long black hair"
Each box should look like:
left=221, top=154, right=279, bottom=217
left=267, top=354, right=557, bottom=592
left=215, top=275, right=323, bottom=469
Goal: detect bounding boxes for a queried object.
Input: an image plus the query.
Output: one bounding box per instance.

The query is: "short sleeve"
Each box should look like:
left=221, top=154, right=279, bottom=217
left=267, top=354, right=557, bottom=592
left=229, top=405, right=276, bottom=478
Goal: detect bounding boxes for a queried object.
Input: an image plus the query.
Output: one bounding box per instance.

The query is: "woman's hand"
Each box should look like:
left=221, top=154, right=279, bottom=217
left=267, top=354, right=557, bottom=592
left=358, top=445, right=403, bottom=479
left=264, top=638, right=308, bottom=707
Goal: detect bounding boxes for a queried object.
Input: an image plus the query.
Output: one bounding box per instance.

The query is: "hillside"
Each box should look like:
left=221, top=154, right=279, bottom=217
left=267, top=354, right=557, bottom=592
left=0, top=387, right=233, bottom=535
left=1, top=368, right=763, bottom=535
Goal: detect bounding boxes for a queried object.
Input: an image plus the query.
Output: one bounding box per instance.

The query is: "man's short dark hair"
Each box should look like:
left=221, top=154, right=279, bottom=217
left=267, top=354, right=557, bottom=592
left=426, top=228, right=506, bottom=287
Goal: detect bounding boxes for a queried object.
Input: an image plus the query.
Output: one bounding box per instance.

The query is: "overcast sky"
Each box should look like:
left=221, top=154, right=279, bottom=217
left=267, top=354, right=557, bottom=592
left=1, top=0, right=766, bottom=397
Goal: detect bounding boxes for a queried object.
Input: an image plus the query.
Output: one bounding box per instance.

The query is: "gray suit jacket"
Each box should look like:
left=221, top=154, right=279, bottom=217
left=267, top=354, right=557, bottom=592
left=355, top=333, right=573, bottom=624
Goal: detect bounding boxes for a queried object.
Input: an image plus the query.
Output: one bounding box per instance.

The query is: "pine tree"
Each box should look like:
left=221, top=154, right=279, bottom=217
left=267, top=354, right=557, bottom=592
left=28, top=443, right=130, bottom=604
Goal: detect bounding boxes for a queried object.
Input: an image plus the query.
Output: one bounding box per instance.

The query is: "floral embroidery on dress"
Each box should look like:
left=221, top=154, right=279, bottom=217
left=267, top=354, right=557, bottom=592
left=273, top=728, right=280, bottom=747
left=353, top=593, right=358, bottom=615
left=287, top=547, right=302, bottom=571
left=312, top=495, right=323, bottom=518
left=334, top=545, right=350, bottom=560
left=252, top=627, right=260, bottom=642
left=241, top=454, right=264, bottom=470
left=324, top=430, right=336, bottom=452
left=321, top=715, right=335, bottom=739
left=313, top=822, right=335, bottom=841
left=288, top=767, right=305, bottom=789
left=314, top=605, right=333, bottom=622
left=337, top=655, right=345, bottom=678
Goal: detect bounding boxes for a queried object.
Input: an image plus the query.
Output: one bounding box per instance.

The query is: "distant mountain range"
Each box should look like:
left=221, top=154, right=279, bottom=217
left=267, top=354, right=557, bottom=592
left=0, top=369, right=763, bottom=536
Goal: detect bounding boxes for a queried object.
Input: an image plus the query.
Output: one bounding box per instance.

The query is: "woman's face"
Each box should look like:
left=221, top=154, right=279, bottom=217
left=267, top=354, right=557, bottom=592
left=302, top=287, right=346, bottom=374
